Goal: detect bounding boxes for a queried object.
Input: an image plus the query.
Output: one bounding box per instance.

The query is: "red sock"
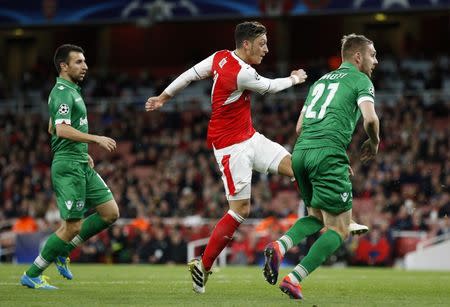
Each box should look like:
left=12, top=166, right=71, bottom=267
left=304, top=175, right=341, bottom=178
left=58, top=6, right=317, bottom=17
left=202, top=211, right=242, bottom=271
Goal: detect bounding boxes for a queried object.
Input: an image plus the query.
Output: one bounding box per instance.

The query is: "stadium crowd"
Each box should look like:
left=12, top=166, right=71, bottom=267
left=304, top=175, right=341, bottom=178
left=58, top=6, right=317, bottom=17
left=0, top=54, right=449, bottom=266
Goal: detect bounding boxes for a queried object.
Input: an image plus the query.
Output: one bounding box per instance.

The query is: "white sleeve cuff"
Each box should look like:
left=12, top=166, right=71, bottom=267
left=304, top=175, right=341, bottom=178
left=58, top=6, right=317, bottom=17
left=55, top=119, right=71, bottom=125
left=357, top=96, right=374, bottom=105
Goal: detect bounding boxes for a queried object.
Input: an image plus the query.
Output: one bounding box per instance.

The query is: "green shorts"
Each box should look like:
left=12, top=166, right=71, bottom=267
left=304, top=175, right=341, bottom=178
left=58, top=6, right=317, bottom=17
left=292, top=147, right=352, bottom=215
left=51, top=160, right=113, bottom=220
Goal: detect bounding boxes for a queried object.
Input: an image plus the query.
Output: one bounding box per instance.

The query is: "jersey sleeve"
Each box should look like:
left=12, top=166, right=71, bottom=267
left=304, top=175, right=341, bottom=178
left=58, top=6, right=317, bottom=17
left=237, top=66, right=293, bottom=95
left=50, top=91, right=74, bottom=125
left=355, top=74, right=375, bottom=105
left=164, top=53, right=214, bottom=96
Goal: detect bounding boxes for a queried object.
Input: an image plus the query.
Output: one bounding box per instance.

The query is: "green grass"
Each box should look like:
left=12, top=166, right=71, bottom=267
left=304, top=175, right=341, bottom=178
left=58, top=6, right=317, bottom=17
left=1, top=264, right=450, bottom=306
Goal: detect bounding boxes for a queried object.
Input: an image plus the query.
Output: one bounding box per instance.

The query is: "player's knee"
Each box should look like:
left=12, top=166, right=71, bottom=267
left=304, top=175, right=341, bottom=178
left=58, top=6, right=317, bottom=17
left=237, top=207, right=250, bottom=219
left=65, top=220, right=82, bottom=238
left=329, top=225, right=349, bottom=240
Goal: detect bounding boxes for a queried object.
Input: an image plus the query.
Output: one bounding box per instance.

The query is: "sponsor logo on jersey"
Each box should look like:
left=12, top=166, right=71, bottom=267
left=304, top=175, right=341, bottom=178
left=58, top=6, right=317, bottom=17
left=368, top=86, right=375, bottom=96
left=58, top=104, right=70, bottom=115
left=340, top=192, right=350, bottom=202
left=65, top=200, right=73, bottom=210
left=75, top=97, right=82, bottom=102
left=57, top=85, right=65, bottom=90
left=254, top=72, right=261, bottom=80
left=79, top=117, right=88, bottom=126
left=76, top=200, right=85, bottom=210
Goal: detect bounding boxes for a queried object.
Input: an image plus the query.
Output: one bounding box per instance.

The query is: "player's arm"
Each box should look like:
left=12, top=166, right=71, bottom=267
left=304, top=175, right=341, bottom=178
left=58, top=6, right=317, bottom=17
left=359, top=100, right=379, bottom=163
left=238, top=67, right=307, bottom=95
left=145, top=54, right=214, bottom=112
left=55, top=124, right=116, bottom=152
left=48, top=118, right=53, bottom=135
left=296, top=106, right=306, bottom=135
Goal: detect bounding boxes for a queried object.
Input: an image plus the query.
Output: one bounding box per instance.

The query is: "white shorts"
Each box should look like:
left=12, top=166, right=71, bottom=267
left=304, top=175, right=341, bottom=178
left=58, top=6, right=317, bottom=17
left=213, top=132, right=290, bottom=201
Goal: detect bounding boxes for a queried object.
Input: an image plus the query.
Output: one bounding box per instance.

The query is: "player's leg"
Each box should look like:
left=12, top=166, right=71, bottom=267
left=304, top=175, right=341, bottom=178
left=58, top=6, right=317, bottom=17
left=280, top=148, right=352, bottom=299
left=263, top=149, right=324, bottom=285
left=276, top=154, right=294, bottom=177
left=190, top=197, right=249, bottom=293
left=21, top=219, right=81, bottom=289
left=21, top=160, right=86, bottom=289
left=189, top=141, right=252, bottom=293
left=64, top=167, right=118, bottom=256
left=280, top=209, right=350, bottom=299
left=276, top=145, right=367, bottom=235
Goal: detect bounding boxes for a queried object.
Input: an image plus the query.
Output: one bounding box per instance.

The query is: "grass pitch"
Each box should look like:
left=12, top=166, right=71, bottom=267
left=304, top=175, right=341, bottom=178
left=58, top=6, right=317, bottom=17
left=1, top=264, right=450, bottom=306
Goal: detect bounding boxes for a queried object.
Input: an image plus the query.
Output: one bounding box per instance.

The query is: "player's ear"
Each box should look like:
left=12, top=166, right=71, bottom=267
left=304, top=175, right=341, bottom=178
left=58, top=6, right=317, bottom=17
left=354, top=51, right=362, bottom=64
left=60, top=62, right=68, bottom=72
left=242, top=40, right=251, bottom=50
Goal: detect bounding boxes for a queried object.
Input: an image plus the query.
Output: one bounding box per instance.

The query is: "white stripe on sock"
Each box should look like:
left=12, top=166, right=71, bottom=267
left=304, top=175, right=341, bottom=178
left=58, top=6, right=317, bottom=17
left=294, top=264, right=309, bottom=280
left=280, top=235, right=294, bottom=250
left=34, top=255, right=50, bottom=270
left=227, top=210, right=245, bottom=223
left=70, top=235, right=84, bottom=248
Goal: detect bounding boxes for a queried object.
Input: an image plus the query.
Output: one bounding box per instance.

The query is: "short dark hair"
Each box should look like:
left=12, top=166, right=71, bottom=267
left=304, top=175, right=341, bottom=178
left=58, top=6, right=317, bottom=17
left=235, top=21, right=267, bottom=48
left=54, top=44, right=84, bottom=73
left=341, top=34, right=373, bottom=60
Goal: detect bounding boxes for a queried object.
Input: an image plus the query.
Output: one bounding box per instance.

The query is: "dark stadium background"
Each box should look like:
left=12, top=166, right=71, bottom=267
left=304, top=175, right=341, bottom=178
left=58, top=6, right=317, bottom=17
left=0, top=0, right=448, bottom=271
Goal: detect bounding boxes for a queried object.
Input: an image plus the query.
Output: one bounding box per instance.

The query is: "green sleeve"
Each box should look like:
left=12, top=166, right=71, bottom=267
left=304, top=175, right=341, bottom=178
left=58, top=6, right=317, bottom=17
left=50, top=91, right=74, bottom=125
left=355, top=74, right=375, bottom=106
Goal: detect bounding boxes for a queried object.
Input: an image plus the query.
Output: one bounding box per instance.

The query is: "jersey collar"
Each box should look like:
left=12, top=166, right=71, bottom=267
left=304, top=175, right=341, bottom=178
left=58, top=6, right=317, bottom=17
left=339, top=61, right=358, bottom=71
left=56, top=77, right=81, bottom=92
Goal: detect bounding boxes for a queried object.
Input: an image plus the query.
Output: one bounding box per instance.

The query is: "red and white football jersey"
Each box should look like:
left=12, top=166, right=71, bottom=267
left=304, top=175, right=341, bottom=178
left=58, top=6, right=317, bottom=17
left=165, top=49, right=294, bottom=149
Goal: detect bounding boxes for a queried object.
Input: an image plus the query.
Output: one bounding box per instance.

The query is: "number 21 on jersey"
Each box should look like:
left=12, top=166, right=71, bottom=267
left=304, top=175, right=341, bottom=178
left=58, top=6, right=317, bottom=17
left=305, top=82, right=339, bottom=119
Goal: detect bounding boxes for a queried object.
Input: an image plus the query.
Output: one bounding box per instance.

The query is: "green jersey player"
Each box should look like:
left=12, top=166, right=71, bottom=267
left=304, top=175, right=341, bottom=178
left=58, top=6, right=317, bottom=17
left=21, top=44, right=119, bottom=289
left=263, top=34, right=380, bottom=299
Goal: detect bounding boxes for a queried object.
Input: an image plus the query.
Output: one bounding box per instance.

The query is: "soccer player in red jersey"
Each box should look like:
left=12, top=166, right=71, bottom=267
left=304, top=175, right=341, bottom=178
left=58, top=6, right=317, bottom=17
left=146, top=21, right=306, bottom=293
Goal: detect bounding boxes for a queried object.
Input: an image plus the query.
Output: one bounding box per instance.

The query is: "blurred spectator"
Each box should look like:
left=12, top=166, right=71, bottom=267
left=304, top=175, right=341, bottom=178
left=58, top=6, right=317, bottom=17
left=354, top=226, right=391, bottom=266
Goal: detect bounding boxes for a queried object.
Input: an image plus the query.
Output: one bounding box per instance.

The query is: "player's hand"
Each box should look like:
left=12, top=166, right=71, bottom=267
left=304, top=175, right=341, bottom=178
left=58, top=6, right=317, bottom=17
left=360, top=139, right=378, bottom=164
left=145, top=96, right=165, bottom=112
left=95, top=136, right=116, bottom=152
left=88, top=154, right=94, bottom=168
left=290, top=69, right=307, bottom=84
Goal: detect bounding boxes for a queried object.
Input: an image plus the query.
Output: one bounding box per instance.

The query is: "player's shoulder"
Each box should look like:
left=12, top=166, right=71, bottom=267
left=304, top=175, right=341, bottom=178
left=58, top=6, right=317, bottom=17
left=345, top=68, right=371, bottom=83
left=49, top=82, right=74, bottom=100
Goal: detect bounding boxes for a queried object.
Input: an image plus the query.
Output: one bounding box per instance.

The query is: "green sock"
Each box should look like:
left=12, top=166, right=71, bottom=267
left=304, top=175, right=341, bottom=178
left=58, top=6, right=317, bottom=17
left=277, top=216, right=324, bottom=255
left=290, top=229, right=343, bottom=283
left=65, top=213, right=111, bottom=255
left=26, top=234, right=71, bottom=277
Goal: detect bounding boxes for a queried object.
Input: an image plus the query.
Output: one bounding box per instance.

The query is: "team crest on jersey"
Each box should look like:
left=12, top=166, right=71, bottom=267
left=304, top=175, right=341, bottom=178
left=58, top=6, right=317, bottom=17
left=76, top=201, right=85, bottom=210
left=58, top=104, right=70, bottom=115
